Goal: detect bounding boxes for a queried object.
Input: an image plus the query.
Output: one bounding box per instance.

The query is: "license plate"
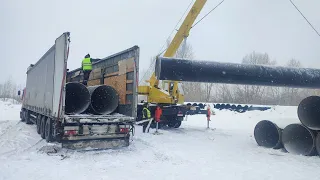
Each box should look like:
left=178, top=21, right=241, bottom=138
left=177, top=114, right=183, bottom=116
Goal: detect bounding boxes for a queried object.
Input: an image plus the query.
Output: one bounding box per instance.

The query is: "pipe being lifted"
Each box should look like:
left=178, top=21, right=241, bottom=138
left=155, top=57, right=320, bottom=88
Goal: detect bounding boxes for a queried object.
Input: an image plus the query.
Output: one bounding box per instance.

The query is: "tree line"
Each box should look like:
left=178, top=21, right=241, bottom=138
left=0, top=78, right=22, bottom=104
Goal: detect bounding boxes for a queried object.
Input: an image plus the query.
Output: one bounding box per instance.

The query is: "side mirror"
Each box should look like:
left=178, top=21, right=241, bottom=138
left=18, top=90, right=21, bottom=96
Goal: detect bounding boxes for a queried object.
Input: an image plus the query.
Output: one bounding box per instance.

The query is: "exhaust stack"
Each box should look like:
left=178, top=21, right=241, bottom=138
left=87, top=85, right=119, bottom=115
left=65, top=82, right=91, bottom=114
left=254, top=120, right=282, bottom=149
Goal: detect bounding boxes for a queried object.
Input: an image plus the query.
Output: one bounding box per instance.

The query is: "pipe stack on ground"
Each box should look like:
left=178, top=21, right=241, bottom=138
left=282, top=124, right=317, bottom=156
left=254, top=96, right=320, bottom=156
left=254, top=120, right=283, bottom=149
left=65, top=82, right=91, bottom=114
left=280, top=96, right=320, bottom=156
left=86, top=85, right=119, bottom=115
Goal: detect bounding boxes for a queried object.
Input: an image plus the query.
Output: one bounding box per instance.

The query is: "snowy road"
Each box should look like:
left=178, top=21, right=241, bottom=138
left=1, top=101, right=320, bottom=180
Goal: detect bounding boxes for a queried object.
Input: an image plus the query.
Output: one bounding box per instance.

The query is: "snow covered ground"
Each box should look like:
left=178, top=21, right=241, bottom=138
left=1, top=100, right=320, bottom=180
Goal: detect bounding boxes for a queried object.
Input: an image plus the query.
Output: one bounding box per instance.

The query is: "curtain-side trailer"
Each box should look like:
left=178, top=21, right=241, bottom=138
left=19, top=32, right=138, bottom=150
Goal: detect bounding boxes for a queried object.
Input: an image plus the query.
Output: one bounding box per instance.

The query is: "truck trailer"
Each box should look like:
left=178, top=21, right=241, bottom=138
left=19, top=32, right=138, bottom=150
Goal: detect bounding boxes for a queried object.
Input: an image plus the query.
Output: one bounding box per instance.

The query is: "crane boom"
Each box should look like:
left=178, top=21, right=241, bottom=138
left=164, top=0, right=207, bottom=57
left=138, top=0, right=207, bottom=105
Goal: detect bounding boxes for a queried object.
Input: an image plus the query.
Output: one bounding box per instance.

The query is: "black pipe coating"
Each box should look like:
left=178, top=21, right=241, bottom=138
left=65, top=83, right=91, bottom=114
left=254, top=120, right=283, bottom=149
left=87, top=85, right=119, bottom=115
left=282, top=124, right=317, bottom=156
left=315, top=133, right=320, bottom=156
left=155, top=57, right=320, bottom=88
left=298, top=96, right=320, bottom=130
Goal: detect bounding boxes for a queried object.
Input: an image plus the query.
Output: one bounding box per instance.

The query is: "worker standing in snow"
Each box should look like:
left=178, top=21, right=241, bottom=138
left=154, top=105, right=162, bottom=133
left=206, top=105, right=211, bottom=128
left=142, top=103, right=152, bottom=133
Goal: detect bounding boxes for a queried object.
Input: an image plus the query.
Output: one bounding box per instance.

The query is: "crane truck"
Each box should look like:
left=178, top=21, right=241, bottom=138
left=137, top=0, right=207, bottom=128
left=19, top=32, right=138, bottom=150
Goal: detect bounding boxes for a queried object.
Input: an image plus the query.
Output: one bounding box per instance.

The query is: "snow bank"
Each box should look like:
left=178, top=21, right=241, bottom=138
left=0, top=99, right=21, bottom=121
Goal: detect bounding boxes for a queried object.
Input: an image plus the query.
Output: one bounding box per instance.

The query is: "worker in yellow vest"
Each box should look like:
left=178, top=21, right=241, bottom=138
left=142, top=103, right=152, bottom=133
left=81, top=54, right=92, bottom=86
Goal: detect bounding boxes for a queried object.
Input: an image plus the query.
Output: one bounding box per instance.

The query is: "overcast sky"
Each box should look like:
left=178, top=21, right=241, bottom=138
left=1, top=0, right=319, bottom=86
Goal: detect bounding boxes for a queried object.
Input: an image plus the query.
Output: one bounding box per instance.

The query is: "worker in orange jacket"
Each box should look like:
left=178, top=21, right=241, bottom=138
left=207, top=105, right=211, bottom=121
left=155, top=105, right=162, bottom=123
left=155, top=105, right=162, bottom=132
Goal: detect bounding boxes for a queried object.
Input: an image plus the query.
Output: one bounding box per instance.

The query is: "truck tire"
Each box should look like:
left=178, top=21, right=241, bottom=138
left=40, top=116, right=46, bottom=139
left=20, top=111, right=25, bottom=122
left=45, top=118, right=53, bottom=142
left=25, top=111, right=32, bottom=125
left=168, top=120, right=181, bottom=128
left=36, top=115, right=41, bottom=134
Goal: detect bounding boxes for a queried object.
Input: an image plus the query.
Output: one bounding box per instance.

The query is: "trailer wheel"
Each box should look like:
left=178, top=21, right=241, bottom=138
left=25, top=111, right=32, bottom=125
left=45, top=118, right=53, bottom=142
left=40, top=116, right=46, bottom=139
left=36, top=115, right=41, bottom=134
left=20, top=111, right=25, bottom=122
left=168, top=120, right=181, bottom=128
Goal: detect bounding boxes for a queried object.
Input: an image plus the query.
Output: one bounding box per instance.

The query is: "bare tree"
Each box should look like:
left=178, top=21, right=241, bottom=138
left=0, top=77, right=20, bottom=103
left=202, top=83, right=215, bottom=102
left=233, top=51, right=276, bottom=104
left=174, top=39, right=194, bottom=59
left=281, top=59, right=303, bottom=105
left=214, top=84, right=235, bottom=103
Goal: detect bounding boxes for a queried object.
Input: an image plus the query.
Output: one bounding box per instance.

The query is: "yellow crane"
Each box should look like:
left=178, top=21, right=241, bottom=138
left=138, top=0, right=207, bottom=105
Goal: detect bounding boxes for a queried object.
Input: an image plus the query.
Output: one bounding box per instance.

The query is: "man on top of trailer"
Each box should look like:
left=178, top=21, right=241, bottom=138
left=81, top=54, right=101, bottom=86
left=81, top=54, right=92, bottom=86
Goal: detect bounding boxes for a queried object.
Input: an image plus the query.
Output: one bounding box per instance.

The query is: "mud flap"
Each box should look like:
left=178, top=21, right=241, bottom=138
left=62, top=138, right=130, bottom=150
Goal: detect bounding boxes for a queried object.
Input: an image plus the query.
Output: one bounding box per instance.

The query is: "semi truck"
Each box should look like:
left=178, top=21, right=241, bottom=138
left=19, top=32, right=138, bottom=150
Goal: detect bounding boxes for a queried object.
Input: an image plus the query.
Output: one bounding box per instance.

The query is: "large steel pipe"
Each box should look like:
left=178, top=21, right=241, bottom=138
left=155, top=57, right=320, bottom=88
left=282, top=124, right=317, bottom=156
left=254, top=120, right=282, bottom=149
left=315, top=133, right=320, bottom=155
left=298, top=96, right=320, bottom=130
left=87, top=85, right=119, bottom=115
left=65, top=82, right=91, bottom=114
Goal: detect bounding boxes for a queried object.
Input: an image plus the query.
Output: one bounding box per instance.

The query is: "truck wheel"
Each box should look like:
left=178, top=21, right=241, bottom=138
left=20, top=111, right=25, bottom=122
left=25, top=111, right=32, bottom=125
left=124, top=137, right=130, bottom=146
left=45, top=118, right=53, bottom=142
left=168, top=120, right=181, bottom=128
left=173, top=121, right=181, bottom=128
left=40, top=116, right=46, bottom=139
left=36, top=115, right=41, bottom=134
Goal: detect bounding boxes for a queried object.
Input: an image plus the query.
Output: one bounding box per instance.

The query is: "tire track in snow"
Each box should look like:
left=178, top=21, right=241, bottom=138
left=134, top=136, right=190, bottom=165
left=0, top=121, right=43, bottom=158
left=0, top=121, right=21, bottom=138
